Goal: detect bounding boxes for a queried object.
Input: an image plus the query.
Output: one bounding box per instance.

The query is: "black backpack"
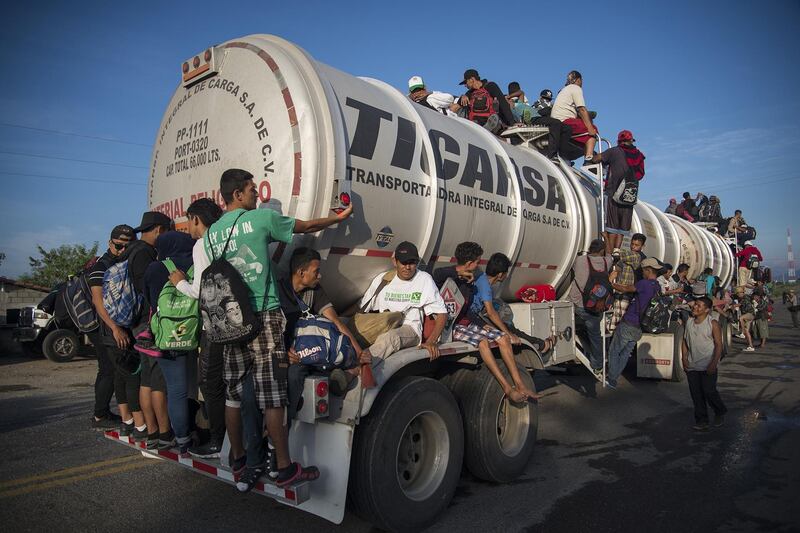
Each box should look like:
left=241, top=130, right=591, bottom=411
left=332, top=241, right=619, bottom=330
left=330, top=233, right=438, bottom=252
left=200, top=212, right=262, bottom=345
left=640, top=292, right=671, bottom=334
left=577, top=256, right=612, bottom=314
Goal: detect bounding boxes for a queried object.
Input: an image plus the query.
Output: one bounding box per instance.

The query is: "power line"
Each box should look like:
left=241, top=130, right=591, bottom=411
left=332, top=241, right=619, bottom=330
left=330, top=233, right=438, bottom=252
left=0, top=171, right=145, bottom=186
left=0, top=150, right=148, bottom=169
left=0, top=122, right=151, bottom=148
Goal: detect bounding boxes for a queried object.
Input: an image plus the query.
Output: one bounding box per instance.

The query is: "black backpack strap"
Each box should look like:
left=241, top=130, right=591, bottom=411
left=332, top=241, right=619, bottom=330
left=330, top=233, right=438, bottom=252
left=360, top=273, right=393, bottom=313
left=207, top=210, right=247, bottom=261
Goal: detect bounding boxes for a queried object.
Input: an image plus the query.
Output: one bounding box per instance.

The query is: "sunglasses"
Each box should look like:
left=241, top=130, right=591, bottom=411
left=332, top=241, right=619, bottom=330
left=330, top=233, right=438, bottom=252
left=111, top=241, right=129, bottom=251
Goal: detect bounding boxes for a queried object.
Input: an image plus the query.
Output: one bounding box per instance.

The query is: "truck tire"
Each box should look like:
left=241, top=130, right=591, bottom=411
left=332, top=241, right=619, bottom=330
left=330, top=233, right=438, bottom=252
left=42, top=329, right=79, bottom=363
left=349, top=376, right=464, bottom=532
left=450, top=364, right=538, bottom=483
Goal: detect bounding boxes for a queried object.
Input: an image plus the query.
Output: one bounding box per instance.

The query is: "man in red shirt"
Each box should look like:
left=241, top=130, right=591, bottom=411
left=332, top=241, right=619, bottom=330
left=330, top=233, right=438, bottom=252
left=735, top=241, right=762, bottom=288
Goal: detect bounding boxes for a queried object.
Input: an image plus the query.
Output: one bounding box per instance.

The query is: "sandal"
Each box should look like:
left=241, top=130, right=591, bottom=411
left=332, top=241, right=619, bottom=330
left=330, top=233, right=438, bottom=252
left=276, top=462, right=320, bottom=487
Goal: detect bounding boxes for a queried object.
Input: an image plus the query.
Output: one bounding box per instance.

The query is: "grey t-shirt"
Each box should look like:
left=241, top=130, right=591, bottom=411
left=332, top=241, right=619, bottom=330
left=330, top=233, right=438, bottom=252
left=684, top=315, right=717, bottom=371
left=569, top=255, right=612, bottom=307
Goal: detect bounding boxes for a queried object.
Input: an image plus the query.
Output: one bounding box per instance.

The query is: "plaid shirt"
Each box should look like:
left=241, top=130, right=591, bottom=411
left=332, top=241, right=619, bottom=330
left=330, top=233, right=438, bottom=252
left=614, top=248, right=642, bottom=288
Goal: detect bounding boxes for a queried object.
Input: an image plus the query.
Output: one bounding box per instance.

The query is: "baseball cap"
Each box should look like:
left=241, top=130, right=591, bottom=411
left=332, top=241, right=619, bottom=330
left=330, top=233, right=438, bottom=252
left=110, top=224, right=135, bottom=240
left=618, top=130, right=635, bottom=143
left=459, top=69, right=480, bottom=85
left=408, top=75, right=425, bottom=92
left=641, top=257, right=662, bottom=270
left=133, top=211, right=173, bottom=233
left=394, top=241, right=420, bottom=263
left=540, top=89, right=553, bottom=100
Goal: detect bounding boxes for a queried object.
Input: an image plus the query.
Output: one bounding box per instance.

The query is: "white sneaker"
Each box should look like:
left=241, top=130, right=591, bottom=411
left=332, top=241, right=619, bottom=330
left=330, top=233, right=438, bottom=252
left=734, top=333, right=746, bottom=339
left=743, top=346, right=755, bottom=352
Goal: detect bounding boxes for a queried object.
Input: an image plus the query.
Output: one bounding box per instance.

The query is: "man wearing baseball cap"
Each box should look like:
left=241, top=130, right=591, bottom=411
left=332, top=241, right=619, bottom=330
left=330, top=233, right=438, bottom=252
left=358, top=241, right=448, bottom=363
left=86, top=224, right=135, bottom=429
left=592, top=129, right=646, bottom=255
left=407, top=75, right=459, bottom=116
left=606, top=256, right=663, bottom=388
left=457, top=68, right=515, bottom=132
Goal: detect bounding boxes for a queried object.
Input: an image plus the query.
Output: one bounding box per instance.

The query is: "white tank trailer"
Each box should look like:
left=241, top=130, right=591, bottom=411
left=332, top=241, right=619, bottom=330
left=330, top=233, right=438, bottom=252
left=148, top=34, right=735, bottom=300
left=124, top=34, right=740, bottom=529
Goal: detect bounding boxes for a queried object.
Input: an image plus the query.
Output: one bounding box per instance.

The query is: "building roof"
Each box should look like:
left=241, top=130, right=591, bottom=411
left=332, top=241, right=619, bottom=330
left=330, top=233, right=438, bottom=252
left=0, top=277, right=51, bottom=293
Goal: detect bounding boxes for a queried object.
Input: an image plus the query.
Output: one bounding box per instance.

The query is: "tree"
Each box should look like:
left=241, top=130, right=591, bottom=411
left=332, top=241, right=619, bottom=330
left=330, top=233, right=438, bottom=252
left=19, top=243, right=99, bottom=289
left=0, top=251, right=5, bottom=269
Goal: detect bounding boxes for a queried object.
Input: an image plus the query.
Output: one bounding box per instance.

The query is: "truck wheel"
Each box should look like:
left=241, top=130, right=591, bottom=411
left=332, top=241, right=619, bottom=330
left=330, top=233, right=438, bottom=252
left=21, top=341, right=43, bottom=358
left=451, top=364, right=538, bottom=483
left=42, top=329, right=79, bottom=363
left=349, top=376, right=464, bottom=532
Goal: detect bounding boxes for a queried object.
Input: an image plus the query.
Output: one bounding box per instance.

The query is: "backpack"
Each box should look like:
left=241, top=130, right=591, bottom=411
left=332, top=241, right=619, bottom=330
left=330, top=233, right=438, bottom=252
left=747, top=253, right=760, bottom=270
left=292, top=294, right=356, bottom=371
left=611, top=177, right=639, bottom=206
left=63, top=273, right=99, bottom=333
left=631, top=283, right=672, bottom=333
left=468, top=86, right=495, bottom=121
left=576, top=256, right=612, bottom=314
left=150, top=259, right=200, bottom=351
left=640, top=295, right=671, bottom=334
left=102, top=259, right=143, bottom=328
left=200, top=212, right=262, bottom=345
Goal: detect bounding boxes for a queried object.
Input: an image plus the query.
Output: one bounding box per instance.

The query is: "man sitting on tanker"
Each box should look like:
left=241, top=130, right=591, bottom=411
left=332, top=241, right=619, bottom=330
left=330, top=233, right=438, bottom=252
left=357, top=241, right=448, bottom=364
left=432, top=243, right=540, bottom=403
left=550, top=70, right=598, bottom=165
left=407, top=75, right=460, bottom=116
left=457, top=69, right=516, bottom=134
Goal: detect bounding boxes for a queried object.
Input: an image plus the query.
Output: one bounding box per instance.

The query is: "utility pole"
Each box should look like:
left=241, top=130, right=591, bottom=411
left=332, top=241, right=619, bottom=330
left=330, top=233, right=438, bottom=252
left=789, top=228, right=797, bottom=284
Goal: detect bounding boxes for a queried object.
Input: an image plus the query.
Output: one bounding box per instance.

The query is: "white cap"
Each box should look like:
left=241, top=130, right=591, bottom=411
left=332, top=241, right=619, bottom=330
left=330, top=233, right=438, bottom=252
left=408, top=75, right=425, bottom=92
left=745, top=241, right=753, bottom=246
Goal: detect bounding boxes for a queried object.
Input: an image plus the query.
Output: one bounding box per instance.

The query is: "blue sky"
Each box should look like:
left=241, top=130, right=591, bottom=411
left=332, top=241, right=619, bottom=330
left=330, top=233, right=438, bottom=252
left=1, top=0, right=798, bottom=280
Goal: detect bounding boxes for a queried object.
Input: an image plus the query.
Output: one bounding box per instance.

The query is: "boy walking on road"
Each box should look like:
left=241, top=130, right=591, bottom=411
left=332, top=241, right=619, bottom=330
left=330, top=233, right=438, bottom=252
left=682, top=297, right=726, bottom=431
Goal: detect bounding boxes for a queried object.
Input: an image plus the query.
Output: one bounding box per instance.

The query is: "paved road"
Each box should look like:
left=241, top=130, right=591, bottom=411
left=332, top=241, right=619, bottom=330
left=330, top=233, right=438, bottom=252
left=1, top=307, right=798, bottom=532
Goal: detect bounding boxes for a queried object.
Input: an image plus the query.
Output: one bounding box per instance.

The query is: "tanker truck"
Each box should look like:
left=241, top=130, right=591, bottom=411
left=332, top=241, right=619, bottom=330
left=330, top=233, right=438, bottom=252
left=104, top=34, right=737, bottom=531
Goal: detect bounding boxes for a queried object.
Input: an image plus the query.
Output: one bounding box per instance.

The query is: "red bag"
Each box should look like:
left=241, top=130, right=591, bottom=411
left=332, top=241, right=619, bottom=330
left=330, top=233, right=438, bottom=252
left=515, top=284, right=556, bottom=303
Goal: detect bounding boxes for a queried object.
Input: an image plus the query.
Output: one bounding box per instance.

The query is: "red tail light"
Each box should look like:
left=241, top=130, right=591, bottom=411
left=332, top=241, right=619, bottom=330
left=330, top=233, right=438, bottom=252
left=339, top=192, right=351, bottom=206
left=316, top=381, right=328, bottom=397
left=316, top=400, right=328, bottom=415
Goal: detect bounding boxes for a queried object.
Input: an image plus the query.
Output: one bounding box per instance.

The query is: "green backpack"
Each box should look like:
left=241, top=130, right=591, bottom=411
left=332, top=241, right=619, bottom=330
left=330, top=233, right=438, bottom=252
left=150, top=259, right=200, bottom=351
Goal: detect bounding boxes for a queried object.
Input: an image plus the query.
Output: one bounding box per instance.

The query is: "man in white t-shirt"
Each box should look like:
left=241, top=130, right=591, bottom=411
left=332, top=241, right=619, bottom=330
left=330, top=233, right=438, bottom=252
left=408, top=75, right=459, bottom=117
left=359, top=241, right=448, bottom=362
left=550, top=70, right=598, bottom=164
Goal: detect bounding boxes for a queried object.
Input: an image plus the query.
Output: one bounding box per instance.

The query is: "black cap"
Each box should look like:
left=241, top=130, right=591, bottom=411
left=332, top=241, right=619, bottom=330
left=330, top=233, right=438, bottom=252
left=508, top=81, right=521, bottom=94
left=540, top=89, right=553, bottom=100
left=459, top=69, right=480, bottom=85
left=394, top=241, right=420, bottom=262
left=110, top=224, right=135, bottom=240
left=133, top=211, right=172, bottom=233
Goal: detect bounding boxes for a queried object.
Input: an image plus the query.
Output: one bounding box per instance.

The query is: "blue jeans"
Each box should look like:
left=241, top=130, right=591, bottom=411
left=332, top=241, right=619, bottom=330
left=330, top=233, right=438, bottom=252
left=240, top=371, right=266, bottom=468
left=574, top=307, right=603, bottom=370
left=157, top=354, right=190, bottom=441
left=606, top=321, right=642, bottom=386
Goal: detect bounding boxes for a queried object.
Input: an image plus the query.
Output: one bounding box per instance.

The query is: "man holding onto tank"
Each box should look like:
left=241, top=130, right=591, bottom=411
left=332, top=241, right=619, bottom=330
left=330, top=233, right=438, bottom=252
left=205, top=168, right=352, bottom=492
left=605, top=257, right=663, bottom=389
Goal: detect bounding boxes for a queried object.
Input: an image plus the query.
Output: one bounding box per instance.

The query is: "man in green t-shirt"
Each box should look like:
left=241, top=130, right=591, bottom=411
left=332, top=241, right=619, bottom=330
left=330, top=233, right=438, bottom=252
left=207, top=168, right=352, bottom=492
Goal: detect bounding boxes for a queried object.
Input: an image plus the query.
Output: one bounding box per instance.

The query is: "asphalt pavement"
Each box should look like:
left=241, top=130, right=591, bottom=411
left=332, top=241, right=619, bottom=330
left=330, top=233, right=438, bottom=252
left=1, top=306, right=798, bottom=532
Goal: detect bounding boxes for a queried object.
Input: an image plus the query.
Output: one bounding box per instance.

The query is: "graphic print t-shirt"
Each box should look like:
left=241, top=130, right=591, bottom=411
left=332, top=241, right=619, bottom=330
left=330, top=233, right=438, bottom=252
left=360, top=270, right=447, bottom=338
left=204, top=207, right=295, bottom=311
